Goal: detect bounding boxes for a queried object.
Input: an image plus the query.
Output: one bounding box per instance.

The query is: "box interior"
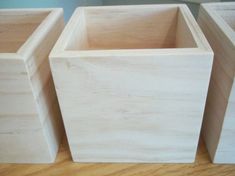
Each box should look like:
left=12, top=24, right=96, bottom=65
left=216, top=9, right=235, bottom=31
left=66, top=6, right=197, bottom=51
left=0, top=11, right=49, bottom=53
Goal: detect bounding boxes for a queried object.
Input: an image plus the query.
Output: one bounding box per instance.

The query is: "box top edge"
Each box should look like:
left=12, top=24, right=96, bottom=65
left=15, top=8, right=63, bottom=60
left=52, top=4, right=209, bottom=53
left=50, top=48, right=213, bottom=59
left=0, top=53, right=22, bottom=60
left=0, top=8, right=63, bottom=12
left=77, top=4, right=187, bottom=10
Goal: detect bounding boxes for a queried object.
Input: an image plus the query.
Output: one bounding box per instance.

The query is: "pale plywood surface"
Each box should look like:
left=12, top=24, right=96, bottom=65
left=85, top=6, right=179, bottom=49
left=0, top=56, right=54, bottom=163
left=198, top=2, right=235, bottom=164
left=65, top=5, right=199, bottom=51
left=51, top=53, right=212, bottom=163
left=0, top=136, right=235, bottom=176
left=0, top=11, right=49, bottom=53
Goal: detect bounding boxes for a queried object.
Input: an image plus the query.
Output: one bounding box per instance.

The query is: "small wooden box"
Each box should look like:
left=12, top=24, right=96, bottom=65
left=198, top=2, right=235, bottom=164
left=0, top=9, right=64, bottom=163
left=50, top=5, right=213, bottom=163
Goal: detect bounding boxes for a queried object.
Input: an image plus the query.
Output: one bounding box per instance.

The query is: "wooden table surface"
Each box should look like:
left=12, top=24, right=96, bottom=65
left=1, top=136, right=235, bottom=176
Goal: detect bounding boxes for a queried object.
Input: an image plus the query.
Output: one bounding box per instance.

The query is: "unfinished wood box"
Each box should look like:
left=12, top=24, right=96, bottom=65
left=50, top=5, right=213, bottom=163
left=0, top=9, right=64, bottom=163
left=198, top=2, right=235, bottom=164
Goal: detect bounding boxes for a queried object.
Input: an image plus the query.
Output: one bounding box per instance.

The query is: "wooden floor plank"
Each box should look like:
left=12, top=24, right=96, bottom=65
left=0, top=136, right=235, bottom=176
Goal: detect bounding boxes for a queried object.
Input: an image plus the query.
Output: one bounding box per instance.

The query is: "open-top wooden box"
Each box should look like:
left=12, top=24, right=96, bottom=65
left=198, top=2, right=235, bottom=164
left=50, top=4, right=213, bottom=163
left=0, top=9, right=64, bottom=163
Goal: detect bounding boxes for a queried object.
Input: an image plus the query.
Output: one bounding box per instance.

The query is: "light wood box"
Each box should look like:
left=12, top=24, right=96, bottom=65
left=198, top=2, right=235, bottom=164
left=50, top=5, right=213, bottom=163
left=0, top=9, right=64, bottom=163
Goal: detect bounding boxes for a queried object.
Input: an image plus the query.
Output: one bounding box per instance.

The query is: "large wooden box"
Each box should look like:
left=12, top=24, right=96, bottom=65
left=0, top=9, right=64, bottom=163
left=198, top=2, right=235, bottom=164
left=50, top=5, right=213, bottom=163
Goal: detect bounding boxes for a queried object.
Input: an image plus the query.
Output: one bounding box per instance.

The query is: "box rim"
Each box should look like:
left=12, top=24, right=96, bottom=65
left=50, top=4, right=212, bottom=58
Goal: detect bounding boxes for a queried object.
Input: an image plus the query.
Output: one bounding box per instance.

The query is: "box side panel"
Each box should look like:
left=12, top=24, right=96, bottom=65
left=215, top=81, right=235, bottom=164
left=51, top=52, right=212, bottom=163
left=198, top=6, right=235, bottom=163
left=24, top=11, right=65, bottom=162
left=0, top=59, right=51, bottom=163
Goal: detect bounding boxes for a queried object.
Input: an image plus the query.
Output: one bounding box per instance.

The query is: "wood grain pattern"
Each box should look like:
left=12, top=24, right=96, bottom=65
left=198, top=2, right=235, bottom=164
left=0, top=11, right=49, bottom=52
left=0, top=9, right=64, bottom=163
left=50, top=5, right=213, bottom=163
left=1, top=136, right=235, bottom=176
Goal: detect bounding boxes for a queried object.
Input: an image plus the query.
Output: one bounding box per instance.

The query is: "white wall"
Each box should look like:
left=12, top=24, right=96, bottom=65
left=0, top=0, right=229, bottom=21
left=102, top=0, right=201, bottom=17
left=0, top=0, right=102, bottom=21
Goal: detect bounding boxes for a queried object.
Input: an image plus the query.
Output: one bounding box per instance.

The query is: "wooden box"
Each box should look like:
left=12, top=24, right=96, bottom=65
left=50, top=5, right=213, bottom=163
left=198, top=2, right=235, bottom=164
left=0, top=9, right=64, bottom=163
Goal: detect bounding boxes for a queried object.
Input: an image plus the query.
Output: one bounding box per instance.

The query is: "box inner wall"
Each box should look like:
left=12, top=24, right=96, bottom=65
left=0, top=11, right=49, bottom=53
left=66, top=6, right=197, bottom=50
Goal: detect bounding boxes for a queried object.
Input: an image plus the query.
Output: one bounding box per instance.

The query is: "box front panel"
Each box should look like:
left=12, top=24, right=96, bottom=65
left=52, top=53, right=212, bottom=163
left=0, top=59, right=52, bottom=163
